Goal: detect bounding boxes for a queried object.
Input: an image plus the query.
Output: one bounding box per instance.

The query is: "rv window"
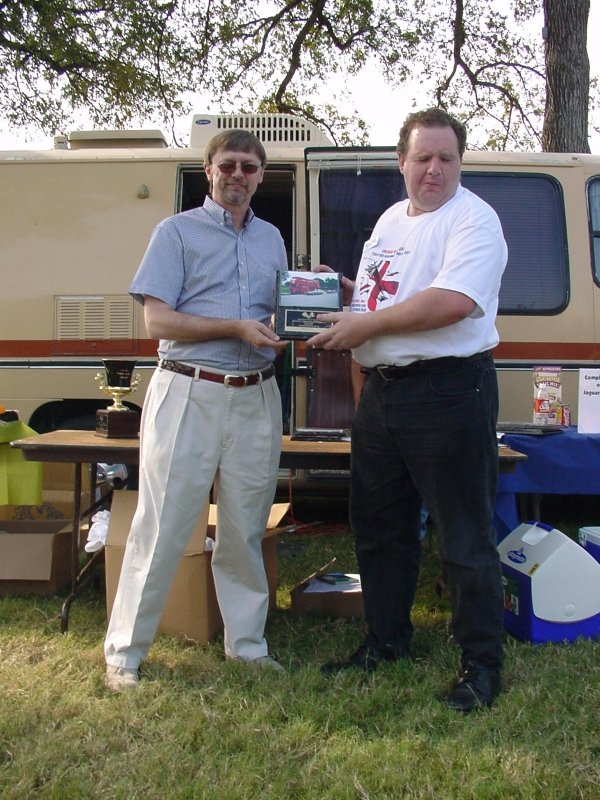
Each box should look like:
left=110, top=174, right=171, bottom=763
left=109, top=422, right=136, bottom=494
left=463, top=173, right=569, bottom=315
left=588, top=177, right=600, bottom=285
left=316, top=169, right=569, bottom=316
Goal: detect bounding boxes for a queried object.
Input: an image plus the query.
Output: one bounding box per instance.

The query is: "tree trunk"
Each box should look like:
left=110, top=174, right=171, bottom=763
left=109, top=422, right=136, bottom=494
left=542, top=0, right=590, bottom=153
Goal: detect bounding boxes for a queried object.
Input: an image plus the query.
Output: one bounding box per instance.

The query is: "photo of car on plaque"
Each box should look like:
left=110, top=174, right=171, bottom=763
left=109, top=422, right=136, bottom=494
left=275, top=270, right=343, bottom=339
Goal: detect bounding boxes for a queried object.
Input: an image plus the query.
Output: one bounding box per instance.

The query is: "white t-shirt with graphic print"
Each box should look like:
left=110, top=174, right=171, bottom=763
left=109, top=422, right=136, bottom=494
left=350, top=184, right=508, bottom=368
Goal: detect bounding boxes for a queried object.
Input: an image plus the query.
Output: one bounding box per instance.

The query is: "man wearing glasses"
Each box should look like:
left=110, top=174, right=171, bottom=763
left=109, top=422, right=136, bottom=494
left=105, top=130, right=288, bottom=690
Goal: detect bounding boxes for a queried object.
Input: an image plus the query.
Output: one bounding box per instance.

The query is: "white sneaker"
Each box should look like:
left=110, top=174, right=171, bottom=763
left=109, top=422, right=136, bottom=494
left=245, top=655, right=285, bottom=673
left=105, top=665, right=140, bottom=692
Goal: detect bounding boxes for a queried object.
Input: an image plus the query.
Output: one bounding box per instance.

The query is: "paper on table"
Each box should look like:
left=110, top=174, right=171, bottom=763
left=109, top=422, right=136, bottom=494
left=577, top=369, right=600, bottom=433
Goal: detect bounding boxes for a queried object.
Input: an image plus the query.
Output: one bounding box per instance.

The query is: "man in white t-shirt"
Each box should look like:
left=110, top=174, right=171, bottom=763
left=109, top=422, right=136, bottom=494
left=309, top=108, right=507, bottom=712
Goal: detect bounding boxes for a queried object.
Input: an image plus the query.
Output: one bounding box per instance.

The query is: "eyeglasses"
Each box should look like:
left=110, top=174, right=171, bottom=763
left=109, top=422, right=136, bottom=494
left=214, top=161, right=262, bottom=175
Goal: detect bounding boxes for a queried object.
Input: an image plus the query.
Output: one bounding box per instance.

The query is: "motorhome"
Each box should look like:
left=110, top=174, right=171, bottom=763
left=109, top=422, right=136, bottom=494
left=1, top=113, right=600, bottom=435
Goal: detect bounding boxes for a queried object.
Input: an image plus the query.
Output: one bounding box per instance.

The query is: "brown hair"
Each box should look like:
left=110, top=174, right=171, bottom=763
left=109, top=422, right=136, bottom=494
left=204, top=129, right=267, bottom=167
left=396, top=108, right=467, bottom=158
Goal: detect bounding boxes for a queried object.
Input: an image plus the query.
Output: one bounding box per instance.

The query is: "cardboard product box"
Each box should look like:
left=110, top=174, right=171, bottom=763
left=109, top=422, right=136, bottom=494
left=291, top=572, right=364, bottom=618
left=0, top=520, right=72, bottom=596
left=0, top=490, right=93, bottom=524
left=0, top=461, right=103, bottom=597
left=578, top=526, right=600, bottom=565
left=105, top=491, right=289, bottom=644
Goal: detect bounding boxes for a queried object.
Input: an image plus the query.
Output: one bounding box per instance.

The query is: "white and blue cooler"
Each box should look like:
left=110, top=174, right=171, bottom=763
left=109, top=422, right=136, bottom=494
left=498, top=521, right=600, bottom=643
left=578, top=526, right=600, bottom=565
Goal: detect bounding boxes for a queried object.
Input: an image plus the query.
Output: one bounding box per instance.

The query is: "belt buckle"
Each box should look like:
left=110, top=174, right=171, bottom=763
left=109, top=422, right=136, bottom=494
left=224, top=374, right=248, bottom=387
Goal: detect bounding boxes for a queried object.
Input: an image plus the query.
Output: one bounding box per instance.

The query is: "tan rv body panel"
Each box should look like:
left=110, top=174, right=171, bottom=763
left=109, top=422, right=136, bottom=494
left=464, top=154, right=599, bottom=421
left=0, top=140, right=308, bottom=425
left=1, top=119, right=599, bottom=429
left=2, top=151, right=182, bottom=421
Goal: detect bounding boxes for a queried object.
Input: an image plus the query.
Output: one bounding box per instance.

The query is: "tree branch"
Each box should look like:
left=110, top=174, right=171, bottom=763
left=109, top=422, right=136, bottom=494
left=435, top=0, right=542, bottom=145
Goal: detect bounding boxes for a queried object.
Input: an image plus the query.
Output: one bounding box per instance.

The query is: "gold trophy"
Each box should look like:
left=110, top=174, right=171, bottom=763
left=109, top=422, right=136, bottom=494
left=95, top=359, right=141, bottom=438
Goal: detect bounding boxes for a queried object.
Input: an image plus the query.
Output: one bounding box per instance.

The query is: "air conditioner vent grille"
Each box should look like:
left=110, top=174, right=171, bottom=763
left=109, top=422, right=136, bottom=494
left=54, top=295, right=136, bottom=341
left=190, top=113, right=332, bottom=148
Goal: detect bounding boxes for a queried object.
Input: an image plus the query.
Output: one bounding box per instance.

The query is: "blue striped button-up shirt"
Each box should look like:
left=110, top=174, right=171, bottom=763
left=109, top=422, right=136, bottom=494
left=130, top=196, right=288, bottom=371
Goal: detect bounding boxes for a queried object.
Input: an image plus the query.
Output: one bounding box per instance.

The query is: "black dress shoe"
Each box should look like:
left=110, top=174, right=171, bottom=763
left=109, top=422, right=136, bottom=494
left=445, top=663, right=501, bottom=712
left=321, top=643, right=406, bottom=674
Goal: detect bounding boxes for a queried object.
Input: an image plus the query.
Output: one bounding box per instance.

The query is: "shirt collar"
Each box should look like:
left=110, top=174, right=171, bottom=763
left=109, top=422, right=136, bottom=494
left=203, top=195, right=255, bottom=228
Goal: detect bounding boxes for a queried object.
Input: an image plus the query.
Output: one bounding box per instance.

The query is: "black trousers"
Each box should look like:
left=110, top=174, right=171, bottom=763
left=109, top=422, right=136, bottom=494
left=350, top=354, right=503, bottom=669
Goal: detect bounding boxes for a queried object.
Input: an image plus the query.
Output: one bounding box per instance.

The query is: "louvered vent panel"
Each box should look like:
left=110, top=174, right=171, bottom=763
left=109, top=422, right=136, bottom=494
left=190, top=113, right=332, bottom=148
left=54, top=295, right=136, bottom=340
left=83, top=300, right=106, bottom=339
left=109, top=299, right=136, bottom=338
left=56, top=299, right=84, bottom=339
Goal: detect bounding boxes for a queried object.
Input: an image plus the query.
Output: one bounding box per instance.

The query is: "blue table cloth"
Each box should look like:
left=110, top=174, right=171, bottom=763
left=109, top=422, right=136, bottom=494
left=494, top=427, right=600, bottom=540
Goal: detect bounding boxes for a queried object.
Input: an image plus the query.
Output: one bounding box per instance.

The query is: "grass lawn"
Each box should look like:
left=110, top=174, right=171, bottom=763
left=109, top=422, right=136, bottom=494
left=1, top=492, right=599, bottom=799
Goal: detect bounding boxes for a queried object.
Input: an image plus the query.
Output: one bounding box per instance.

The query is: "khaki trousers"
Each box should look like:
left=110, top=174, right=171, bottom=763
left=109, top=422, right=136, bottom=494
left=104, top=366, right=282, bottom=668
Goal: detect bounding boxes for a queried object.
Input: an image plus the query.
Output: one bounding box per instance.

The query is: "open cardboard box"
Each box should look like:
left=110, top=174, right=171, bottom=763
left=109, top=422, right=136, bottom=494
left=105, top=491, right=290, bottom=643
left=0, top=520, right=72, bottom=596
left=291, top=559, right=364, bottom=618
left=0, top=460, right=99, bottom=596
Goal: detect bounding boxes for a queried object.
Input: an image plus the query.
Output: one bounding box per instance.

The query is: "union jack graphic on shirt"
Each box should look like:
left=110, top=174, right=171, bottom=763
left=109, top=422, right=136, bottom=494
left=358, top=259, right=400, bottom=310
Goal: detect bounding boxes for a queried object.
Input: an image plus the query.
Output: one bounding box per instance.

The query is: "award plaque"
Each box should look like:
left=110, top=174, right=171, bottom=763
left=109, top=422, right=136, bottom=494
left=95, top=359, right=141, bottom=438
left=275, top=270, right=343, bottom=339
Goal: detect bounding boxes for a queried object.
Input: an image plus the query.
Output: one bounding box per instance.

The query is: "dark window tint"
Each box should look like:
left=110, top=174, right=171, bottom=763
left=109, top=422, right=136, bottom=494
left=317, top=170, right=406, bottom=279
left=317, top=169, right=569, bottom=315
left=463, top=173, right=568, bottom=314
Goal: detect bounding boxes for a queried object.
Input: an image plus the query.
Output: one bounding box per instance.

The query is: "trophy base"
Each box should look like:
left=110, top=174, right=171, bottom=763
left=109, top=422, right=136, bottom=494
left=95, top=408, right=140, bottom=439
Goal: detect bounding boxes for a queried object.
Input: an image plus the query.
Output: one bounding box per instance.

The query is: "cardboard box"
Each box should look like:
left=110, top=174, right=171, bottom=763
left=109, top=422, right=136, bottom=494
left=291, top=572, right=364, bottom=618
left=105, top=491, right=289, bottom=643
left=0, top=460, right=103, bottom=523
left=43, top=461, right=92, bottom=493
left=0, top=520, right=72, bottom=596
left=0, top=460, right=104, bottom=596
left=0, top=490, right=94, bottom=526
left=0, top=450, right=111, bottom=521
left=0, top=459, right=109, bottom=533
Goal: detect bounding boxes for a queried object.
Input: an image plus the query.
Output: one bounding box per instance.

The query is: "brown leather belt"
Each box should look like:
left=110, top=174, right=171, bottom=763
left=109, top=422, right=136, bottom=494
left=159, top=359, right=275, bottom=387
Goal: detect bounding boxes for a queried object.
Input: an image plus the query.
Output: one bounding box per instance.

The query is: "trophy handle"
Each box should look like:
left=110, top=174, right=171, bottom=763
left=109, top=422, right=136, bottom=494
left=95, top=370, right=140, bottom=412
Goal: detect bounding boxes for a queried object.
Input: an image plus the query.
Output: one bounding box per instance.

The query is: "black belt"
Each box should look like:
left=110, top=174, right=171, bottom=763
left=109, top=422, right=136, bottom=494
left=159, top=359, right=275, bottom=387
left=373, top=350, right=492, bottom=380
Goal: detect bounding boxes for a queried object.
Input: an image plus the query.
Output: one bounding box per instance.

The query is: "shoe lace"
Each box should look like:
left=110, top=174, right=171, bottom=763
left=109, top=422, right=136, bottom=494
left=459, top=664, right=481, bottom=685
